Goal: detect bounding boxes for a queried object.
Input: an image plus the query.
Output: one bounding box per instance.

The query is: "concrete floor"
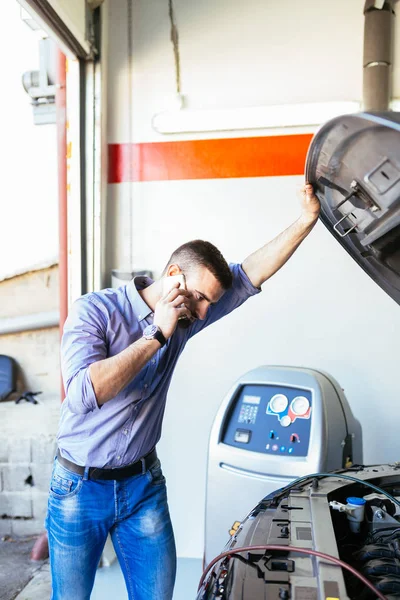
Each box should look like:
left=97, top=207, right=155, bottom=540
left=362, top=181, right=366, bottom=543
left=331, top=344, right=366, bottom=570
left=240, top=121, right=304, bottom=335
left=0, top=535, right=42, bottom=600
left=92, top=557, right=203, bottom=600
left=12, top=554, right=203, bottom=600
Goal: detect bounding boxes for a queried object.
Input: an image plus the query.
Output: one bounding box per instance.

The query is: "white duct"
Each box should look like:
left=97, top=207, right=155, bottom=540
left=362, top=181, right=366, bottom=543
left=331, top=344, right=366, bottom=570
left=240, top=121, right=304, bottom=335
left=0, top=311, right=59, bottom=335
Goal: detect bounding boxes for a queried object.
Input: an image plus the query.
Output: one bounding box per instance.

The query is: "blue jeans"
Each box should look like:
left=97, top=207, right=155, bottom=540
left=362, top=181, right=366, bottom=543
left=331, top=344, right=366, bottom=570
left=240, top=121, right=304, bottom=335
left=45, top=455, right=176, bottom=600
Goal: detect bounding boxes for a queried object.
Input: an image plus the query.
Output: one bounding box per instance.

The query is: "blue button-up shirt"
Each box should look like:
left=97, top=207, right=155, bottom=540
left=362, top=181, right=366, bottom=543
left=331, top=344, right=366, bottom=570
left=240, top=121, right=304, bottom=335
left=58, top=263, right=260, bottom=467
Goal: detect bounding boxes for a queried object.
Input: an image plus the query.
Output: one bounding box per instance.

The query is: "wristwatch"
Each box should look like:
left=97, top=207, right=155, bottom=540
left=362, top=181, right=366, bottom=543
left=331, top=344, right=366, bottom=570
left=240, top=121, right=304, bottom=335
left=142, top=324, right=166, bottom=348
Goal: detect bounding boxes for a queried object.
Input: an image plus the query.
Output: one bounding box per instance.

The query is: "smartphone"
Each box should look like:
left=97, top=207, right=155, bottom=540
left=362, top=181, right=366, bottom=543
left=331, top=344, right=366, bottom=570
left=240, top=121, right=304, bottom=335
left=162, top=274, right=192, bottom=328
left=162, top=273, right=186, bottom=296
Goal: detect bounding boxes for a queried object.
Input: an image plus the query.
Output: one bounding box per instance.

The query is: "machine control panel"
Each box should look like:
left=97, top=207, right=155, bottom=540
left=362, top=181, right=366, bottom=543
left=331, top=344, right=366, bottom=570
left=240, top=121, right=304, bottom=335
left=222, top=384, right=312, bottom=456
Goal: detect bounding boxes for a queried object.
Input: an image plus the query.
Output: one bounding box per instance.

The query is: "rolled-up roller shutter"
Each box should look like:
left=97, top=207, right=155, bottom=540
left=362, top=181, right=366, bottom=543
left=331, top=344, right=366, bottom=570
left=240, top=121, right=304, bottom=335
left=17, top=0, right=97, bottom=59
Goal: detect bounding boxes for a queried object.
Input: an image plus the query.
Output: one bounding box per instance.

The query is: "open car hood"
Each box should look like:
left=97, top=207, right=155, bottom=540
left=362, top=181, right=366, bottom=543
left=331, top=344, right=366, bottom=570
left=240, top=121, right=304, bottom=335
left=305, top=112, right=400, bottom=305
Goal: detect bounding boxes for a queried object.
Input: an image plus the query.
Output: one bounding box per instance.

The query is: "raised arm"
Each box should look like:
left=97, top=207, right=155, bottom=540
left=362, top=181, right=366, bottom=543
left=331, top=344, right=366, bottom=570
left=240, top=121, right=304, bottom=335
left=242, top=183, right=320, bottom=289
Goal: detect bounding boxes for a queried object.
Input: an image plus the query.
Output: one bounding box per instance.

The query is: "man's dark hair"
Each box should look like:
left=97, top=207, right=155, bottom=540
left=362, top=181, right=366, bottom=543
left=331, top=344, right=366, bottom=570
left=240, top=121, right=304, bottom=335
left=163, top=240, right=233, bottom=290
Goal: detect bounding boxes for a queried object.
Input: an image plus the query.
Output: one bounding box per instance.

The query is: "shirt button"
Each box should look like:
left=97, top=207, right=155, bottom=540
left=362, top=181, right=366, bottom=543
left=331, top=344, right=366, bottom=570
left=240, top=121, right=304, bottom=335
left=151, top=359, right=156, bottom=365
left=123, top=429, right=128, bottom=435
left=144, top=384, right=148, bottom=389
left=117, top=455, right=121, bottom=460
left=138, top=315, right=142, bottom=319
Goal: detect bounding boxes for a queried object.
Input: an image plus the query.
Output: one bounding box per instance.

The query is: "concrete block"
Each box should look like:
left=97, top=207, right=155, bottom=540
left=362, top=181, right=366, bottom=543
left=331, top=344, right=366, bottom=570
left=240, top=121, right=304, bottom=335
left=0, top=491, right=32, bottom=518
left=0, top=517, right=12, bottom=537
left=2, top=465, right=32, bottom=492
left=11, top=518, right=45, bottom=537
left=32, top=490, right=48, bottom=522
left=31, top=436, right=57, bottom=464
left=0, top=401, right=61, bottom=439
left=30, top=463, right=53, bottom=492
left=0, top=438, right=8, bottom=462
left=9, top=439, right=31, bottom=464
left=0, top=492, right=12, bottom=516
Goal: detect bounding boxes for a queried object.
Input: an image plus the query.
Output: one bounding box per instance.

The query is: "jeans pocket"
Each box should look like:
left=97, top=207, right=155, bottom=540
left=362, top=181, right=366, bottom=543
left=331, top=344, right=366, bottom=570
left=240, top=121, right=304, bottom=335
left=146, top=459, right=166, bottom=487
left=49, top=461, right=83, bottom=499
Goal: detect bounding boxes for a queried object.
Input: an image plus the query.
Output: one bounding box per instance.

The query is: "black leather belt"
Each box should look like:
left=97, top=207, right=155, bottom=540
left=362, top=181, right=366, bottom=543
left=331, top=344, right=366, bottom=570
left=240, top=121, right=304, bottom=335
left=56, top=448, right=157, bottom=481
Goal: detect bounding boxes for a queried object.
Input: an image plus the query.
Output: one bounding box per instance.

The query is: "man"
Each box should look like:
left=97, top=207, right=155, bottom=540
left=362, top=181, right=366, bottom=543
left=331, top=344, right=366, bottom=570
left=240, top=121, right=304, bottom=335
left=46, top=184, right=320, bottom=600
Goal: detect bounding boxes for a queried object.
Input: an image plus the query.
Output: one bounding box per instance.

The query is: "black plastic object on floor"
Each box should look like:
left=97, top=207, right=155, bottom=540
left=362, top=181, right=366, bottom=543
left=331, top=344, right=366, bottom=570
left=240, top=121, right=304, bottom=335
left=305, top=112, right=400, bottom=306
left=15, top=391, right=42, bottom=405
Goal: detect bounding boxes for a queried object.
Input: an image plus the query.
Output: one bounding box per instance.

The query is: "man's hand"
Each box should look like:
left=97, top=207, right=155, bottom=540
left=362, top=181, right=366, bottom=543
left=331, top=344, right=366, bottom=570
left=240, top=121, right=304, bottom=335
left=153, top=284, right=192, bottom=339
left=300, top=183, right=321, bottom=224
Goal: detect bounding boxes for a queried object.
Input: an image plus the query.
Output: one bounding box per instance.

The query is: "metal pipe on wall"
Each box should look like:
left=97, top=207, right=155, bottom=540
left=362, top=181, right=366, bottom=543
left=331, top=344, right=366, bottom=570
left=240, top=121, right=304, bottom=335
left=0, top=311, right=59, bottom=336
left=363, top=0, right=396, bottom=111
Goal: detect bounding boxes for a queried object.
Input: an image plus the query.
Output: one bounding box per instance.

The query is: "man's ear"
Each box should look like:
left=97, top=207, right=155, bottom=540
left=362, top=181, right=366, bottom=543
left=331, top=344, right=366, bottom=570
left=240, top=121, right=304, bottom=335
left=166, top=264, right=182, bottom=277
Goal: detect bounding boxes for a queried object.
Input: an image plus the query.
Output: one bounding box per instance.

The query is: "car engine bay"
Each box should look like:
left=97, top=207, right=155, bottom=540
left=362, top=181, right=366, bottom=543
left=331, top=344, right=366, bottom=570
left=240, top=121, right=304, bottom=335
left=198, top=464, right=400, bottom=600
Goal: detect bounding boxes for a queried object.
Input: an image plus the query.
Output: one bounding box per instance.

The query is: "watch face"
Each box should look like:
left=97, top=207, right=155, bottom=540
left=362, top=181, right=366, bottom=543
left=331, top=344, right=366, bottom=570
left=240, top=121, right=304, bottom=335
left=143, top=324, right=157, bottom=338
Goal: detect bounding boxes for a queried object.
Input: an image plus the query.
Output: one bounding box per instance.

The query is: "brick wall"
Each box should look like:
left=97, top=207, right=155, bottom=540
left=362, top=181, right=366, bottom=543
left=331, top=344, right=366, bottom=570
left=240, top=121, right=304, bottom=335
left=0, top=402, right=61, bottom=536
left=0, top=265, right=61, bottom=536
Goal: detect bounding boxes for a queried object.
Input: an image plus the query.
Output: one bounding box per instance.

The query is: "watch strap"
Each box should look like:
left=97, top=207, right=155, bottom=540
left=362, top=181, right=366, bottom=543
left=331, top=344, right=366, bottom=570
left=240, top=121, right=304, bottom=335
left=153, top=327, right=166, bottom=348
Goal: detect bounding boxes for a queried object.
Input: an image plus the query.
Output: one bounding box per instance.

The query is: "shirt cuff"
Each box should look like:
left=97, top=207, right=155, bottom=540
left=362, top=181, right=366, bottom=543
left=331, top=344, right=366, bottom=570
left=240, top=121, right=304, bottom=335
left=66, top=367, right=102, bottom=414
left=84, top=368, right=103, bottom=411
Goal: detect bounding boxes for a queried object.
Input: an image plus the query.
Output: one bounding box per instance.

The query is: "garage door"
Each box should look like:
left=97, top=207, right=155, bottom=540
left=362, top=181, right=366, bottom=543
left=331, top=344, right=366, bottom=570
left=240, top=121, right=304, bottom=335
left=17, top=0, right=97, bottom=58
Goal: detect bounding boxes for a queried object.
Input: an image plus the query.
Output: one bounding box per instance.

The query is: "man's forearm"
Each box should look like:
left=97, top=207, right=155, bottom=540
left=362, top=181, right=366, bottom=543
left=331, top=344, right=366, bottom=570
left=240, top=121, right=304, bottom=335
left=89, top=337, right=161, bottom=405
left=242, top=215, right=318, bottom=289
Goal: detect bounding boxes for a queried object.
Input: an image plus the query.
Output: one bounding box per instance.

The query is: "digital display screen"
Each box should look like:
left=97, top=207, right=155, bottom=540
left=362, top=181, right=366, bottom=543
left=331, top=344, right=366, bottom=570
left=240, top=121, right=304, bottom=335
left=243, top=395, right=261, bottom=405
left=234, top=429, right=251, bottom=443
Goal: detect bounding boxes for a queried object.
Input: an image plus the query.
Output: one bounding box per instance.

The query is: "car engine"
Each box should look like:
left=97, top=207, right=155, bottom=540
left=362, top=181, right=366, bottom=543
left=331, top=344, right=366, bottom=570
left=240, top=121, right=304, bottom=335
left=197, top=464, right=400, bottom=599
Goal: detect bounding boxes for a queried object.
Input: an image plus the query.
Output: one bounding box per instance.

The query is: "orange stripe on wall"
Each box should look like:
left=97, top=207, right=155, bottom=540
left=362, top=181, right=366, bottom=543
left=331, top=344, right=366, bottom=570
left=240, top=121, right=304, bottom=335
left=108, top=134, right=313, bottom=183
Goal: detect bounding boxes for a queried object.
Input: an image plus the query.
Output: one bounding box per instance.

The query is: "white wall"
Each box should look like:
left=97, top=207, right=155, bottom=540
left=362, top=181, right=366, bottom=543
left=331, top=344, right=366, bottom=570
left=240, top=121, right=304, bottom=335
left=105, top=0, right=400, bottom=558
left=107, top=0, right=400, bottom=144
left=0, top=1, right=58, bottom=280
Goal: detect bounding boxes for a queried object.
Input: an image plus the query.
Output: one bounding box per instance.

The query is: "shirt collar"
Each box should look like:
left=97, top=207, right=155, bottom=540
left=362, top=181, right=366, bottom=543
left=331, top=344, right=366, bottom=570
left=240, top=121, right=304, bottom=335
left=126, top=276, right=154, bottom=322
